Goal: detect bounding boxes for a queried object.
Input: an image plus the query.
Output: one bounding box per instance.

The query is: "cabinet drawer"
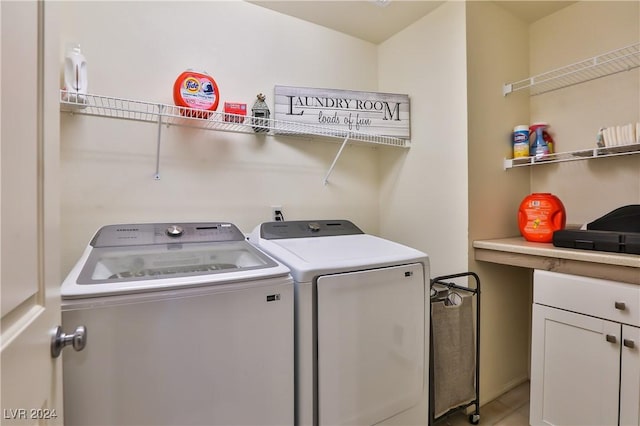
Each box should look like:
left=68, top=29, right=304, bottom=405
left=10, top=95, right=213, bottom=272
left=534, top=270, right=640, bottom=327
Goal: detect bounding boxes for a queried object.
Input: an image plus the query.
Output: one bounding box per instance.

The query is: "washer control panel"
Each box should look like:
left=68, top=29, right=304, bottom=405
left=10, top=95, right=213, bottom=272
left=260, top=220, right=363, bottom=240
left=90, top=222, right=245, bottom=247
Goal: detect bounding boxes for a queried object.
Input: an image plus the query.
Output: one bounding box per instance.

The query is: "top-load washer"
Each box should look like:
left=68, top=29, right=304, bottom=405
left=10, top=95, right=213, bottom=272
left=249, top=220, right=430, bottom=426
left=61, top=222, right=294, bottom=426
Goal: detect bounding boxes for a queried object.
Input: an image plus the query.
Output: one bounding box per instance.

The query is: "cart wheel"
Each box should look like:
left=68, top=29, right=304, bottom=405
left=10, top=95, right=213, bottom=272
left=469, top=413, right=480, bottom=424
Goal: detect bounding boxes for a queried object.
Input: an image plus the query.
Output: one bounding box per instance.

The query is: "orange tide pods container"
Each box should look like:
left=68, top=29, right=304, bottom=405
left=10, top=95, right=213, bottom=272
left=518, top=193, right=566, bottom=243
left=173, top=70, right=220, bottom=118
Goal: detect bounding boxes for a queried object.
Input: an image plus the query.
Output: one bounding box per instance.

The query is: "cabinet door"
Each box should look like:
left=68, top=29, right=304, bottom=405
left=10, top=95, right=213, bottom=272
left=530, top=304, right=620, bottom=426
left=620, top=325, right=640, bottom=426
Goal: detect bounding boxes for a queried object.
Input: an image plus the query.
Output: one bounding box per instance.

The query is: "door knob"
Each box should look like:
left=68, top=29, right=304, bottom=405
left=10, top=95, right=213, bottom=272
left=605, top=334, right=617, bottom=344
left=623, top=339, right=635, bottom=349
left=51, top=325, right=87, bottom=358
left=614, top=301, right=626, bottom=311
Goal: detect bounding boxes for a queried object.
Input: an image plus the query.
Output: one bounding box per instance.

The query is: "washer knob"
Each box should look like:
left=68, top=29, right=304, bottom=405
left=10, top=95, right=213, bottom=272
left=166, top=225, right=184, bottom=237
left=308, top=222, right=321, bottom=232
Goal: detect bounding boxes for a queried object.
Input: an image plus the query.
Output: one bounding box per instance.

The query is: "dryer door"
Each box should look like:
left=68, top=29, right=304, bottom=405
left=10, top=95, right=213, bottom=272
left=316, top=263, right=426, bottom=425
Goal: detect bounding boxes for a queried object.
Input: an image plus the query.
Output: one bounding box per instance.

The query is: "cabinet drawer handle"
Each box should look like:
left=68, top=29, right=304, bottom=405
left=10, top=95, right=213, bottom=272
left=606, top=334, right=617, bottom=344
left=623, top=339, right=635, bottom=349
left=614, top=301, right=626, bottom=311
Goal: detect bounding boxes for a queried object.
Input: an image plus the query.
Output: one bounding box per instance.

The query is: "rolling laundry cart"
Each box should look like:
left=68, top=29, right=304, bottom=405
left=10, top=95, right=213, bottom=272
left=429, top=272, right=481, bottom=425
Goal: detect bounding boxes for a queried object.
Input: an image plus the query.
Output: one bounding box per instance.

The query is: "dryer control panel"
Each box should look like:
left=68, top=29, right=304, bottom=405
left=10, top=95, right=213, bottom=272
left=260, top=220, right=364, bottom=239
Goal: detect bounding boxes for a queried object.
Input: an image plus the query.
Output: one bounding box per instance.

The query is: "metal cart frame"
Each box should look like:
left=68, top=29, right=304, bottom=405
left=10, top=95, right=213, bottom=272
left=429, top=272, right=481, bottom=425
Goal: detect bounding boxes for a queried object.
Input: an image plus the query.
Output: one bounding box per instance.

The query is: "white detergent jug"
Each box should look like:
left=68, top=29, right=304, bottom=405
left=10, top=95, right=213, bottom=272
left=63, top=44, right=88, bottom=105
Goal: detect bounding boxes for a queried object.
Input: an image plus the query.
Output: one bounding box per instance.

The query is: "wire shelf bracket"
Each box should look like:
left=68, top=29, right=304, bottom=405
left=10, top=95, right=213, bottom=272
left=503, top=42, right=640, bottom=96
left=60, top=91, right=410, bottom=182
left=323, top=133, right=350, bottom=185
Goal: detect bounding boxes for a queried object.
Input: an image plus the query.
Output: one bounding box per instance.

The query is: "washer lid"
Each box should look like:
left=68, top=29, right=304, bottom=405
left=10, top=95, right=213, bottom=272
left=78, top=240, right=279, bottom=285
left=62, top=222, right=292, bottom=299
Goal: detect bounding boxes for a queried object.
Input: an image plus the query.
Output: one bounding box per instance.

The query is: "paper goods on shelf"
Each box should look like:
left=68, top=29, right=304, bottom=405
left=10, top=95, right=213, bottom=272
left=600, top=123, right=640, bottom=147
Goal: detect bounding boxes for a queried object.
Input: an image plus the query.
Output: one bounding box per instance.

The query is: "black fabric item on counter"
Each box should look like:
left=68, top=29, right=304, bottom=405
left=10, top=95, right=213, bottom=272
left=587, top=205, right=640, bottom=233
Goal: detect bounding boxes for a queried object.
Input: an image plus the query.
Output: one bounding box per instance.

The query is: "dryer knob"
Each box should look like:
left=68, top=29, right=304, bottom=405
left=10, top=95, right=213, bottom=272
left=166, top=225, right=184, bottom=237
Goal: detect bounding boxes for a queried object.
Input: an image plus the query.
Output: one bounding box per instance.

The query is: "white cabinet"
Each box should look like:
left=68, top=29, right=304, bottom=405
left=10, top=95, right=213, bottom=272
left=531, top=304, right=624, bottom=425
left=531, top=270, right=640, bottom=426
left=621, top=325, right=640, bottom=426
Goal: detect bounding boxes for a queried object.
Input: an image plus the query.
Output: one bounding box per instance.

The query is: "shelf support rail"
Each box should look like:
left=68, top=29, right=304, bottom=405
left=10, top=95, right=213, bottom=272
left=323, top=133, right=351, bottom=185
left=154, top=104, right=165, bottom=180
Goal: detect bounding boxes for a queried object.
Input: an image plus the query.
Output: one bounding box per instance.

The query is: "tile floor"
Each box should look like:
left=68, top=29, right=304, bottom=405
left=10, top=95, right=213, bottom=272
left=433, top=381, right=530, bottom=426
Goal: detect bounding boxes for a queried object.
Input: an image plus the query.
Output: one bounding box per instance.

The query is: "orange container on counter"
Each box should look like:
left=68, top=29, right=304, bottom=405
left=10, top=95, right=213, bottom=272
left=518, top=193, right=566, bottom=243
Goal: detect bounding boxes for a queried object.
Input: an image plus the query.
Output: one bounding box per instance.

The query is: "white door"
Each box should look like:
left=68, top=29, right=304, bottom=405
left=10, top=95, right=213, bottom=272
left=620, top=324, right=640, bottom=426
left=316, top=263, right=426, bottom=426
left=530, top=304, right=621, bottom=426
left=1, top=1, right=63, bottom=424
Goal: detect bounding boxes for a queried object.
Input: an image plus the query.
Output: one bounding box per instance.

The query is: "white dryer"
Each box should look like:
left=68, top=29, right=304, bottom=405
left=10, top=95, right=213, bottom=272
left=249, top=220, right=430, bottom=426
left=61, top=222, right=294, bottom=426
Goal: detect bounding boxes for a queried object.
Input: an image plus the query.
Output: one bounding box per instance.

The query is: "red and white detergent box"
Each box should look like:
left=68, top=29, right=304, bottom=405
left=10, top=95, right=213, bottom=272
left=224, top=102, right=247, bottom=123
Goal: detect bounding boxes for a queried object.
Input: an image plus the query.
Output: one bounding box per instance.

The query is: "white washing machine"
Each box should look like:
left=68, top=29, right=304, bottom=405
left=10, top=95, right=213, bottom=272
left=61, top=222, right=294, bottom=426
left=249, top=220, right=430, bottom=426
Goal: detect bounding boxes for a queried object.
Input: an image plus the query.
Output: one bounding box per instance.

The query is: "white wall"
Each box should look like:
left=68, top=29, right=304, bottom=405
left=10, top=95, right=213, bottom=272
left=57, top=1, right=385, bottom=274
left=377, top=1, right=469, bottom=278
left=529, top=1, right=640, bottom=225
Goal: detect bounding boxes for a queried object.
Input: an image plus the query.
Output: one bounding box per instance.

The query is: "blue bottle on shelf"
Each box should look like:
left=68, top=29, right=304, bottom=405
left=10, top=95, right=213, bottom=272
left=533, top=126, right=550, bottom=160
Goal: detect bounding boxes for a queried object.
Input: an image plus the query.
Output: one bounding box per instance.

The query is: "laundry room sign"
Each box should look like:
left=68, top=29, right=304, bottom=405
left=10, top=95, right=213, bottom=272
left=273, top=85, right=410, bottom=139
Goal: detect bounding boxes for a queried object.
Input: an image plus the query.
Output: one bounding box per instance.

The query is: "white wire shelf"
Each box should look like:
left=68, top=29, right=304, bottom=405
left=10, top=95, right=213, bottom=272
left=60, top=91, right=409, bottom=184
left=59, top=91, right=409, bottom=148
left=503, top=42, right=640, bottom=96
left=504, top=143, right=640, bottom=169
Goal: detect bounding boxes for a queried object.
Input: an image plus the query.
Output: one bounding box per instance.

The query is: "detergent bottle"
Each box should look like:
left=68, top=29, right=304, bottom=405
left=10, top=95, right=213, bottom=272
left=173, top=70, right=220, bottom=118
left=518, top=193, right=566, bottom=243
left=63, top=44, right=88, bottom=104
left=532, top=127, right=550, bottom=160
left=529, top=122, right=554, bottom=155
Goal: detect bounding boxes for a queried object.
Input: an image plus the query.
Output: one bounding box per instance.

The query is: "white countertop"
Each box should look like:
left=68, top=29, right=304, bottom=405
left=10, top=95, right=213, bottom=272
left=473, top=237, right=640, bottom=284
